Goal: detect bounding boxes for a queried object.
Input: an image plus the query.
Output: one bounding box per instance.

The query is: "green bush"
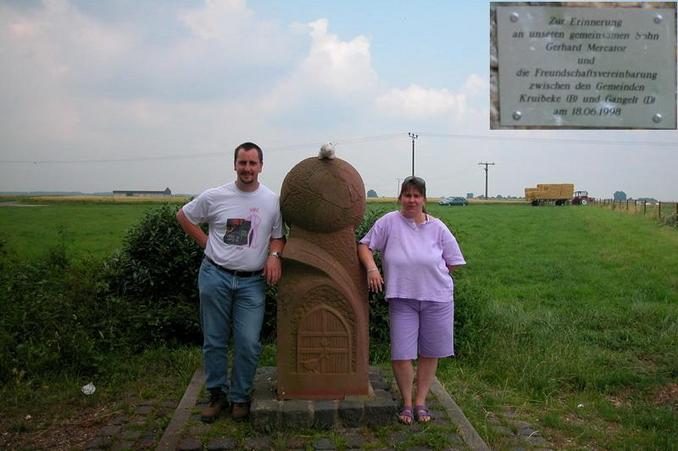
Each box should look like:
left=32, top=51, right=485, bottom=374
left=355, top=207, right=390, bottom=346
left=104, top=204, right=203, bottom=344
left=0, top=205, right=206, bottom=383
left=106, top=204, right=203, bottom=301
left=0, top=250, right=197, bottom=383
left=661, top=213, right=677, bottom=228
left=0, top=254, right=108, bottom=382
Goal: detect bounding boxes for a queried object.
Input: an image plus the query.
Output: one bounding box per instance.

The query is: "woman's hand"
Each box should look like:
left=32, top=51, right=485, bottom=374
left=367, top=268, right=384, bottom=293
left=358, top=243, right=383, bottom=293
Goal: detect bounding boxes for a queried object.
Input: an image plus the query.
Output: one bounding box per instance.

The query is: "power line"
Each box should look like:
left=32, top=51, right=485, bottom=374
left=0, top=133, right=406, bottom=165
left=1, top=130, right=675, bottom=164
left=418, top=132, right=678, bottom=147
left=0, top=152, right=224, bottom=165
left=335, top=132, right=407, bottom=145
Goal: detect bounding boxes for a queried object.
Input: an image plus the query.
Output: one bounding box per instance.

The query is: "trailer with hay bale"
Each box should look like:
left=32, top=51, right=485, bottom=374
left=525, top=184, right=574, bottom=206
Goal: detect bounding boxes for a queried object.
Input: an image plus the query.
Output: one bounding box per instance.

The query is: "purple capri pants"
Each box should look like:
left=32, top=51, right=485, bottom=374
left=388, top=298, right=454, bottom=360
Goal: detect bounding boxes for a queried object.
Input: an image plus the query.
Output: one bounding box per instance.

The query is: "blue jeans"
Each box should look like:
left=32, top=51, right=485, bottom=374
left=198, top=258, right=266, bottom=403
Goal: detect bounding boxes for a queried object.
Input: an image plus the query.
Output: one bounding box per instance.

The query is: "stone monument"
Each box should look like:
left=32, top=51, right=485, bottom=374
left=276, top=144, right=369, bottom=399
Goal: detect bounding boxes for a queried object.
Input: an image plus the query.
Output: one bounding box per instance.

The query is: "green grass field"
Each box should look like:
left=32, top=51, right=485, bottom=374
left=0, top=203, right=157, bottom=259
left=0, top=201, right=676, bottom=449
left=426, top=203, right=677, bottom=449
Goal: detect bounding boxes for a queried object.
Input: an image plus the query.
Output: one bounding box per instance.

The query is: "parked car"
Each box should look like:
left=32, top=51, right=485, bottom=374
left=438, top=196, right=468, bottom=206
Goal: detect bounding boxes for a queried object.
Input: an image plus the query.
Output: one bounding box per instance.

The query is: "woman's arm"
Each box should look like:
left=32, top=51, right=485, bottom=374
left=358, top=243, right=383, bottom=293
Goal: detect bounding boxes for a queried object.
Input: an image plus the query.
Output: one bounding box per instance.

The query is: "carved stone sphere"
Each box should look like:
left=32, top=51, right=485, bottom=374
left=281, top=157, right=366, bottom=232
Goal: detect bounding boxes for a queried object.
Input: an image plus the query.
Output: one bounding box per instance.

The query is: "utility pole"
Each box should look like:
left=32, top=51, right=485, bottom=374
left=408, top=132, right=418, bottom=176
left=478, top=162, right=495, bottom=199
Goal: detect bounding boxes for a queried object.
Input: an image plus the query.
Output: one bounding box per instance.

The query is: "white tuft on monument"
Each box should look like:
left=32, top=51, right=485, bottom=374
left=318, top=142, right=336, bottom=160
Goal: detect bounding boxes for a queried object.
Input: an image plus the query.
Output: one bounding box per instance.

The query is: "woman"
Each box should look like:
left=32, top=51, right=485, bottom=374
left=358, top=176, right=465, bottom=424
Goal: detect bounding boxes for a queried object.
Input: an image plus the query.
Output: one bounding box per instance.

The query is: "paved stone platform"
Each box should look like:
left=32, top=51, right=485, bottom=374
left=84, top=398, right=177, bottom=450
left=86, top=364, right=580, bottom=450
left=83, top=365, right=557, bottom=451
left=250, top=366, right=398, bottom=432
left=159, top=365, right=479, bottom=450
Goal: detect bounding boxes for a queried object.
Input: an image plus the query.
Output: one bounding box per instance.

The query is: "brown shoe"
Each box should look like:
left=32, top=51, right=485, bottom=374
left=231, top=402, right=250, bottom=421
left=201, top=390, right=228, bottom=423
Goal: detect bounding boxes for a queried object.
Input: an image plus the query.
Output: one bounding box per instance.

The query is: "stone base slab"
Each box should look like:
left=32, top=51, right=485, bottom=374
left=251, top=366, right=397, bottom=432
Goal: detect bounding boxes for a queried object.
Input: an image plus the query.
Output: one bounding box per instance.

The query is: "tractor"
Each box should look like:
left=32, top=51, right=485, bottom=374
left=572, top=190, right=594, bottom=206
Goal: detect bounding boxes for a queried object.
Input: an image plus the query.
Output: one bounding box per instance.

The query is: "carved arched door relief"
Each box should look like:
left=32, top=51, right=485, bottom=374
left=297, top=305, right=352, bottom=374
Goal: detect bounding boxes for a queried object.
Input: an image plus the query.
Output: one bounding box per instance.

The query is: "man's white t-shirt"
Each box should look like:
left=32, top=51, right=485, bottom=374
left=182, top=182, right=284, bottom=271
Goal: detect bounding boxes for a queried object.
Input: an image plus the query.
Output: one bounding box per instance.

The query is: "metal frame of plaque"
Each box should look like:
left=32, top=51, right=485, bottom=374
left=491, top=2, right=677, bottom=129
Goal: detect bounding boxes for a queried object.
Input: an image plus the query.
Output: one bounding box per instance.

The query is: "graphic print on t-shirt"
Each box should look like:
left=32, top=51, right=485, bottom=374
left=224, top=218, right=251, bottom=246
left=247, top=209, right=262, bottom=248
left=223, top=210, right=263, bottom=247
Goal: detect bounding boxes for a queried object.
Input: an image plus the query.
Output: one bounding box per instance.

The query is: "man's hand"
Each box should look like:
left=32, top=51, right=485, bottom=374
left=263, top=254, right=282, bottom=285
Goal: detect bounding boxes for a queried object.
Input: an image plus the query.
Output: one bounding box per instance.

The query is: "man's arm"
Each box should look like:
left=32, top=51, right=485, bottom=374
left=263, top=237, right=285, bottom=285
left=176, top=209, right=207, bottom=249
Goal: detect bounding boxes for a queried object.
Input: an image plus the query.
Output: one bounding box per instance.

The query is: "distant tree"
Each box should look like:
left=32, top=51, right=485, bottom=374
left=613, top=191, right=627, bottom=201
left=367, top=189, right=378, bottom=198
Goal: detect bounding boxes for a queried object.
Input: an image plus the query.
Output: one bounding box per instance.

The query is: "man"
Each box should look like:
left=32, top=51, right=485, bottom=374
left=176, top=142, right=284, bottom=422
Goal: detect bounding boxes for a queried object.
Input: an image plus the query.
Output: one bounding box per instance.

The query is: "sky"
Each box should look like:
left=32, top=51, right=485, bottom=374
left=0, top=0, right=676, bottom=200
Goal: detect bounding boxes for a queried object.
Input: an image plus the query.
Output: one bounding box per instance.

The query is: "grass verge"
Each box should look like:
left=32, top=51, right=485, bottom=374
left=428, top=203, right=677, bottom=449
left=0, top=346, right=200, bottom=449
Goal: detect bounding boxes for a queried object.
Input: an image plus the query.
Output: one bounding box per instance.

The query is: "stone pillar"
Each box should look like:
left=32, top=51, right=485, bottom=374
left=276, top=154, right=369, bottom=400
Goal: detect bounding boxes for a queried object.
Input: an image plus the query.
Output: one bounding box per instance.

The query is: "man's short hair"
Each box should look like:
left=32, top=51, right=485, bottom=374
left=234, top=142, right=263, bottom=164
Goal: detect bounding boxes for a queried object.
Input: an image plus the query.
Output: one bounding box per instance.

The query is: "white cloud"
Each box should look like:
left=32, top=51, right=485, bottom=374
left=375, top=73, right=488, bottom=121
left=180, top=0, right=253, bottom=41
left=262, top=18, right=378, bottom=111
left=177, top=0, right=293, bottom=66
left=303, top=19, right=377, bottom=94
left=376, top=85, right=467, bottom=118
left=462, top=73, right=487, bottom=97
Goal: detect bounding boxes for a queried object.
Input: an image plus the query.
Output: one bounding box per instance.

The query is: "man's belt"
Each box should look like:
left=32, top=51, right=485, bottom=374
left=205, top=256, right=262, bottom=278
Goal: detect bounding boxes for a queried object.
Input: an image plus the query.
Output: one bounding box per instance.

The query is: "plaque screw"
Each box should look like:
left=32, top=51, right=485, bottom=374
left=510, top=12, right=519, bottom=23
left=654, top=14, right=663, bottom=24
left=652, top=113, right=663, bottom=123
left=512, top=111, right=522, bottom=120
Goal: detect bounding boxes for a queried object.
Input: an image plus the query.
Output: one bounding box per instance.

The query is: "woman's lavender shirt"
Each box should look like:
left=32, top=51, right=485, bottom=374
left=360, top=211, right=466, bottom=303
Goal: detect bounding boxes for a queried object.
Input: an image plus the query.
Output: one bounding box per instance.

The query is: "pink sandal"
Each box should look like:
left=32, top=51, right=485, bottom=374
left=398, top=406, right=413, bottom=425
left=414, top=404, right=432, bottom=423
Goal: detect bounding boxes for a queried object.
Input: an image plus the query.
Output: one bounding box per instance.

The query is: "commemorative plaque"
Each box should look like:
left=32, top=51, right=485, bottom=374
left=494, top=4, right=676, bottom=129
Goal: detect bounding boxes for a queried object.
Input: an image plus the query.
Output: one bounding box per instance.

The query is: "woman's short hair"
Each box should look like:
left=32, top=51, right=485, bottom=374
left=398, top=176, right=426, bottom=200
